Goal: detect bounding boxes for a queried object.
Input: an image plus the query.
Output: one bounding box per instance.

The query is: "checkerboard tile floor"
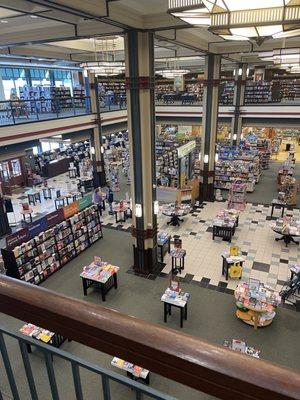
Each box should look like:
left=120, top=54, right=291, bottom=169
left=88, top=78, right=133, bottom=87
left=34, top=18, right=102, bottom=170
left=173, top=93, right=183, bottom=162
left=7, top=174, right=299, bottom=295
left=101, top=201, right=299, bottom=294
left=7, top=173, right=83, bottom=226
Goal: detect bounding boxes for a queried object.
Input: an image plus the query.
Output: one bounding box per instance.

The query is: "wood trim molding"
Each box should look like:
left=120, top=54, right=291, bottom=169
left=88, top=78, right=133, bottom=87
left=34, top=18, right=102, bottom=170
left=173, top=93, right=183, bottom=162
left=0, top=276, right=299, bottom=400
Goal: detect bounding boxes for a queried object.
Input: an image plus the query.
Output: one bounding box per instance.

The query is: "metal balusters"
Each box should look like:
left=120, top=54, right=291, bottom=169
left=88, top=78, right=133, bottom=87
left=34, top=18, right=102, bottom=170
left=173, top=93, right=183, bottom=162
left=44, top=351, right=60, bottom=400
left=101, top=375, right=111, bottom=400
left=136, top=390, right=143, bottom=400
left=0, top=332, right=20, bottom=400
left=71, top=362, right=84, bottom=400
left=18, top=340, right=38, bottom=400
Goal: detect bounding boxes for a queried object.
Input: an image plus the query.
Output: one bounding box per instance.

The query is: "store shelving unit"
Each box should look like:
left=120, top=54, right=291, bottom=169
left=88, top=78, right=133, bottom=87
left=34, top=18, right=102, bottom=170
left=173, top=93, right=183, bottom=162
left=2, top=205, right=103, bottom=285
left=245, top=81, right=271, bottom=104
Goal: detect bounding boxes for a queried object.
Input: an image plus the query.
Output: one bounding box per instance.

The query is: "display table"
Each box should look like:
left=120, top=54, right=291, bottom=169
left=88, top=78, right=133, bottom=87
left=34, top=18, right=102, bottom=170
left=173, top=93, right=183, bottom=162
left=162, top=203, right=191, bottom=226
left=20, top=208, right=33, bottom=223
left=68, top=167, right=77, bottom=178
left=20, top=323, right=69, bottom=353
left=113, top=202, right=130, bottom=223
left=223, top=339, right=260, bottom=358
left=213, top=209, right=239, bottom=242
left=271, top=217, right=300, bottom=246
left=161, top=287, right=190, bottom=328
left=111, top=357, right=150, bottom=385
left=157, top=232, right=171, bottom=263
left=270, top=199, right=286, bottom=218
left=170, top=248, right=186, bottom=274
left=235, top=282, right=281, bottom=330
left=80, top=260, right=119, bottom=301
left=221, top=252, right=245, bottom=280
left=79, top=177, right=93, bottom=191
left=25, top=189, right=41, bottom=206
left=55, top=196, right=66, bottom=209
left=42, top=186, right=54, bottom=200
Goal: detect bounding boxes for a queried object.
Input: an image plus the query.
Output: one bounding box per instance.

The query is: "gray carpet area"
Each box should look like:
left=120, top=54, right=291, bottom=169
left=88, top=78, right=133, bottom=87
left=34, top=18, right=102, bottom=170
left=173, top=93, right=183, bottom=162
left=1, top=228, right=300, bottom=400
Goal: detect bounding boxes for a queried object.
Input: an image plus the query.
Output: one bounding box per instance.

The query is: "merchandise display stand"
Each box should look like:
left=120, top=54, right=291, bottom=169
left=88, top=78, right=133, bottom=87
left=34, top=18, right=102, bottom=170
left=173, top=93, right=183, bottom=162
left=223, top=339, right=260, bottom=358
left=221, top=249, right=245, bottom=280
left=270, top=199, right=286, bottom=218
left=161, top=203, right=191, bottom=226
left=111, top=357, right=150, bottom=385
left=212, top=209, right=239, bottom=242
left=227, top=182, right=247, bottom=211
left=271, top=217, right=300, bottom=246
left=161, top=284, right=190, bottom=328
left=170, top=248, right=186, bottom=274
left=157, top=232, right=171, bottom=263
left=2, top=203, right=103, bottom=285
left=80, top=258, right=119, bottom=301
left=20, top=323, right=70, bottom=353
left=25, top=189, right=42, bottom=206
left=235, top=281, right=281, bottom=330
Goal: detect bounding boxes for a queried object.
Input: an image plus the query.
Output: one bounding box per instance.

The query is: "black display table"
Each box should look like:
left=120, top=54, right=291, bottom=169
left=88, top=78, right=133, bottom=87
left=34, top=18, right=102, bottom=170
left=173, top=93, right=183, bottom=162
left=221, top=255, right=245, bottom=280
left=271, top=200, right=286, bottom=218
left=163, top=301, right=188, bottom=328
left=213, top=225, right=235, bottom=242
left=158, top=236, right=171, bottom=263
left=81, top=273, right=118, bottom=301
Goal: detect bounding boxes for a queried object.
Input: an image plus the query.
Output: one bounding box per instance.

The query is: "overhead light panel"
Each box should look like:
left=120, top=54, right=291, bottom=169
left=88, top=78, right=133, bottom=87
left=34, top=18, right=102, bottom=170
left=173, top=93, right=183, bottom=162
left=168, top=0, right=300, bottom=43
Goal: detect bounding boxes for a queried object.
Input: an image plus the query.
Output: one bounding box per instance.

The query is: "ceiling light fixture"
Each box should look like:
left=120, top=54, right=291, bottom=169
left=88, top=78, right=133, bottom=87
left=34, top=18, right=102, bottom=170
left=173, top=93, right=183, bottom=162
left=168, top=0, right=300, bottom=44
left=80, top=37, right=125, bottom=76
left=156, top=68, right=190, bottom=78
left=0, top=20, right=8, bottom=23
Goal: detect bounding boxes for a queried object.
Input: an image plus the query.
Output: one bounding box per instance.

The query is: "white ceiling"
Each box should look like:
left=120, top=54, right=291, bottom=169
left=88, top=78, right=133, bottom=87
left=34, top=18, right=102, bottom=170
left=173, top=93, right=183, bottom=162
left=0, top=0, right=298, bottom=70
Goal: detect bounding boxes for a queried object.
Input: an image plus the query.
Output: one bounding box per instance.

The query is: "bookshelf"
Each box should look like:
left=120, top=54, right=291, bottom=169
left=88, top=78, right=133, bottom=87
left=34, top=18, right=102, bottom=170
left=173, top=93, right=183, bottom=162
left=2, top=204, right=103, bottom=285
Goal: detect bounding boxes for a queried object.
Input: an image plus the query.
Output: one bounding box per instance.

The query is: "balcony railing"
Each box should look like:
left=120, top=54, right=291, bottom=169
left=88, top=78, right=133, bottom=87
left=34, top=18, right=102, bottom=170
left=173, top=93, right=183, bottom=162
left=0, top=96, right=92, bottom=126
left=0, top=275, right=300, bottom=400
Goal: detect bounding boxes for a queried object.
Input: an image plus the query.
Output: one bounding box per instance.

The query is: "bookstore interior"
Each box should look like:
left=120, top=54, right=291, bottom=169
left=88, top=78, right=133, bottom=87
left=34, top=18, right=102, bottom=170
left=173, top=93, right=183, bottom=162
left=0, top=6, right=300, bottom=398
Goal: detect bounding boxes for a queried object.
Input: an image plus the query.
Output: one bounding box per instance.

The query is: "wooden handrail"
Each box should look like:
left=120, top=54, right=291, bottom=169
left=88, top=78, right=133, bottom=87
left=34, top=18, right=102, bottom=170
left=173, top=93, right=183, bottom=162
left=0, top=275, right=299, bottom=400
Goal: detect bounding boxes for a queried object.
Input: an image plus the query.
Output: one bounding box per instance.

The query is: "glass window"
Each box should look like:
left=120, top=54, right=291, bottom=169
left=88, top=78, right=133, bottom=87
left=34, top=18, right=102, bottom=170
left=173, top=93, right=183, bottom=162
left=11, top=159, right=21, bottom=176
left=32, top=146, right=39, bottom=155
left=0, top=161, right=10, bottom=181
left=41, top=141, right=51, bottom=152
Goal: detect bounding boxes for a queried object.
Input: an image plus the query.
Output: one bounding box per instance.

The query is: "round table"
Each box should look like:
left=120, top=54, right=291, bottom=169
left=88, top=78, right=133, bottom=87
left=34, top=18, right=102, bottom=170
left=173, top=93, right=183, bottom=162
left=271, top=226, right=300, bottom=247
left=162, top=205, right=191, bottom=226
left=234, top=286, right=277, bottom=330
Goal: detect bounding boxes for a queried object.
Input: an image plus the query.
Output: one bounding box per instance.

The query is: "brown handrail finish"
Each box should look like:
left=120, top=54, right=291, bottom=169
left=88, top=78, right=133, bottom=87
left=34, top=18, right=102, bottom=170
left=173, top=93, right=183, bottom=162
left=0, top=276, right=299, bottom=400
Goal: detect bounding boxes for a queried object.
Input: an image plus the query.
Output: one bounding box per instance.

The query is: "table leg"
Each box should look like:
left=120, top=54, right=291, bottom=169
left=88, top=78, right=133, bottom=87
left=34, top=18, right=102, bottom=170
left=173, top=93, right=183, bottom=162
left=185, top=304, right=187, bottom=320
left=172, top=257, right=174, bottom=274
left=226, top=262, right=229, bottom=281
left=271, top=205, right=274, bottom=217
left=29, top=214, right=33, bottom=223
left=115, top=213, right=118, bottom=224
left=100, top=284, right=106, bottom=302
left=113, top=273, right=118, bottom=289
left=281, top=206, right=284, bottom=218
left=182, top=256, right=185, bottom=271
left=180, top=307, right=183, bottom=328
left=253, top=311, right=259, bottom=330
left=164, top=302, right=167, bottom=323
left=82, top=278, right=87, bottom=296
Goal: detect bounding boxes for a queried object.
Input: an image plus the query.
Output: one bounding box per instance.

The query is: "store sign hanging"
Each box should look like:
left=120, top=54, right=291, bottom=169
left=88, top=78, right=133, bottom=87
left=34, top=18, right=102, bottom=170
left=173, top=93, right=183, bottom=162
left=27, top=217, right=48, bottom=239
left=6, top=228, right=29, bottom=249
left=63, top=201, right=79, bottom=219
left=177, top=141, right=196, bottom=158
left=78, top=194, right=92, bottom=211
left=46, top=209, right=64, bottom=228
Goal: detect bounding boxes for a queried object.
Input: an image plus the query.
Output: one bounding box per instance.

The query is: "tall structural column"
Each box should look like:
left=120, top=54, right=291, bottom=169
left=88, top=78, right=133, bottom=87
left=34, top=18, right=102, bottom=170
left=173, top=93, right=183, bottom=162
left=231, top=63, right=247, bottom=146
left=89, top=73, right=106, bottom=187
left=199, top=54, right=221, bottom=203
left=125, top=30, right=158, bottom=275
